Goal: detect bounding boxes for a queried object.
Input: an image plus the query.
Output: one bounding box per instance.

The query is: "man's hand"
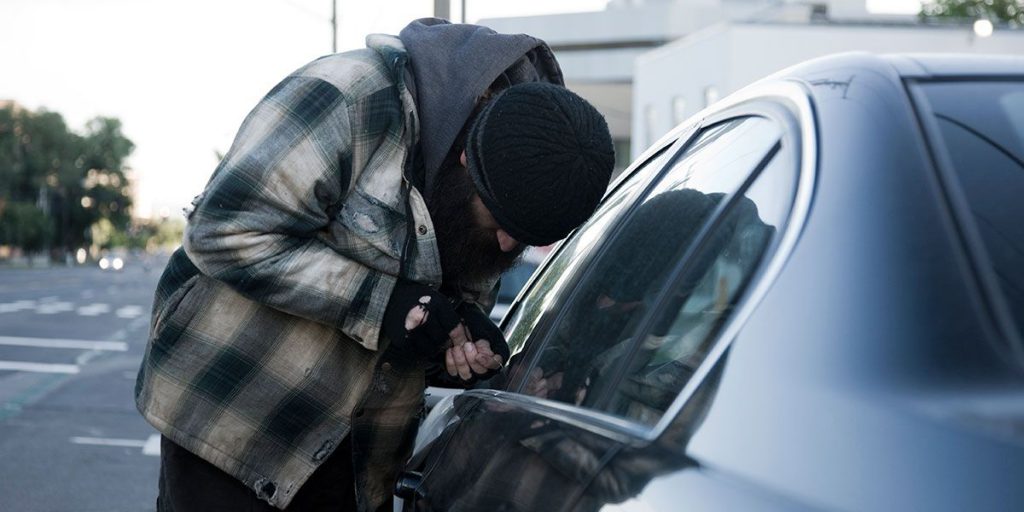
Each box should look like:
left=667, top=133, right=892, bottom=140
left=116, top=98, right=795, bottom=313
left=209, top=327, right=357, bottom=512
left=441, top=303, right=511, bottom=382
left=524, top=367, right=563, bottom=399
left=444, top=337, right=504, bottom=381
left=381, top=280, right=465, bottom=362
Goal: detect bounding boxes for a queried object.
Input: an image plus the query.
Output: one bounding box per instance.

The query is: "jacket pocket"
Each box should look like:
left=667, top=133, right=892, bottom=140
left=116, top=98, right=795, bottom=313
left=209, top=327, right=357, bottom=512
left=150, top=274, right=208, bottom=348
left=330, top=187, right=407, bottom=262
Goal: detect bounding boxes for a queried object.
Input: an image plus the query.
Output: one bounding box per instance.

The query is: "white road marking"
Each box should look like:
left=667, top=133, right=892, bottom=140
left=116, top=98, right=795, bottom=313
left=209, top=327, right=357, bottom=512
left=142, top=434, right=161, bottom=456
left=76, top=303, right=111, bottom=316
left=115, top=305, right=145, bottom=319
left=70, top=434, right=161, bottom=456
left=0, top=336, right=127, bottom=352
left=0, top=361, right=79, bottom=374
left=35, top=302, right=74, bottom=315
left=71, top=437, right=146, bottom=448
left=0, top=300, right=36, bottom=313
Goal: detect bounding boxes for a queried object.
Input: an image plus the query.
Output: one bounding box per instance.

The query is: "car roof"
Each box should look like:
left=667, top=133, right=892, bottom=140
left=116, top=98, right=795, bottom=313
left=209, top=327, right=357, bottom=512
left=617, top=51, right=1024, bottom=204
left=773, top=51, right=1024, bottom=83
left=885, top=53, right=1024, bottom=79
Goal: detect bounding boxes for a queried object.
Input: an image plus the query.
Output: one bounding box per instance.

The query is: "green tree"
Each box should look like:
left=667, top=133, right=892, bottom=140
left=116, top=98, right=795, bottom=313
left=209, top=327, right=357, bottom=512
left=0, top=202, right=53, bottom=252
left=0, top=105, right=135, bottom=258
left=921, top=0, right=1024, bottom=25
left=74, top=117, right=135, bottom=248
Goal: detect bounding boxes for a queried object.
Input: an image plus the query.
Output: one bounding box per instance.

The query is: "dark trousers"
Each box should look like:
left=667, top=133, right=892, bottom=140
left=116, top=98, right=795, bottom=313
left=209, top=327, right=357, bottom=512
left=157, top=435, right=358, bottom=511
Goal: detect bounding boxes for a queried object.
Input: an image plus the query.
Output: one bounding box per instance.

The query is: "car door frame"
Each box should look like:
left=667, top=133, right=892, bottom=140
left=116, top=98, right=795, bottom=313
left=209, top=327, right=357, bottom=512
left=402, top=79, right=818, bottom=511
left=486, top=79, right=817, bottom=443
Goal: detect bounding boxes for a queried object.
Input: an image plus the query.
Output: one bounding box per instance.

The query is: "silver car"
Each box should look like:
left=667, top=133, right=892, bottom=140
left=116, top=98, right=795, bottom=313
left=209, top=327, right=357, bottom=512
left=398, top=53, right=1024, bottom=511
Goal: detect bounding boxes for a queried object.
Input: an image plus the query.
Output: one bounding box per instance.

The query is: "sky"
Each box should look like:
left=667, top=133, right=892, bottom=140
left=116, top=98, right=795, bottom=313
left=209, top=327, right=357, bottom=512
left=1, top=0, right=921, bottom=219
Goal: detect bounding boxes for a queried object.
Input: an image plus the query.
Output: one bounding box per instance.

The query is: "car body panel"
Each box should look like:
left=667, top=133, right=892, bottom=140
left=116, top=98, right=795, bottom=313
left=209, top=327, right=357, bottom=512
left=401, top=53, right=1024, bottom=511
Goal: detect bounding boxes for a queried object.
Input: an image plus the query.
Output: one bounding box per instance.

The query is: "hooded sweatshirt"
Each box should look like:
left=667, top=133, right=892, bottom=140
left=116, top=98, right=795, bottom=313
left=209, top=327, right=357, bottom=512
left=398, top=18, right=564, bottom=201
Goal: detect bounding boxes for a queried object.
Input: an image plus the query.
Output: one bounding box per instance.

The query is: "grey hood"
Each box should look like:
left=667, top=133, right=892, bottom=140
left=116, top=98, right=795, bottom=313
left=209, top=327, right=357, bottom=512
left=399, top=18, right=564, bottom=198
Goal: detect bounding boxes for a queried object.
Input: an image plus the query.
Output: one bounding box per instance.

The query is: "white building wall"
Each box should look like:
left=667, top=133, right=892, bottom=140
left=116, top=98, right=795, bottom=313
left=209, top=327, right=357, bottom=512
left=632, top=24, right=731, bottom=151
left=633, top=23, right=1024, bottom=157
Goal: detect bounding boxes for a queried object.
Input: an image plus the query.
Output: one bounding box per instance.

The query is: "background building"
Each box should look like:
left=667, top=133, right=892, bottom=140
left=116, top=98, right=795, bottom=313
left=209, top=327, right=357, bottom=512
left=480, top=0, right=1024, bottom=161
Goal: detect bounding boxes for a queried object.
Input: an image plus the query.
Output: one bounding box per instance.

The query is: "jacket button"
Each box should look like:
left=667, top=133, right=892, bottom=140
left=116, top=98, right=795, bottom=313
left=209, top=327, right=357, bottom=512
left=417, top=225, right=428, bottom=235
left=382, top=362, right=392, bottom=371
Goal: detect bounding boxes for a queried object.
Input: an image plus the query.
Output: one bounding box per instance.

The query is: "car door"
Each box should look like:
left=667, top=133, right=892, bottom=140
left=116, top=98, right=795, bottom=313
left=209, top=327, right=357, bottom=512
left=398, top=137, right=682, bottom=512
left=579, top=98, right=813, bottom=511
left=401, top=110, right=796, bottom=512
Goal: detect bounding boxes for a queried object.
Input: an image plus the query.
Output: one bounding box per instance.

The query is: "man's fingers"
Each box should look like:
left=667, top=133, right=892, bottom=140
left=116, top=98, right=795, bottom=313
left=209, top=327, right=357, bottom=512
left=403, top=305, right=428, bottom=331
left=488, top=353, right=504, bottom=369
left=548, top=372, right=564, bottom=391
left=526, top=374, right=548, bottom=397
left=463, top=342, right=488, bottom=374
left=448, top=323, right=470, bottom=347
left=445, top=348, right=457, bottom=377
left=450, top=343, right=471, bottom=380
left=466, top=339, right=501, bottom=371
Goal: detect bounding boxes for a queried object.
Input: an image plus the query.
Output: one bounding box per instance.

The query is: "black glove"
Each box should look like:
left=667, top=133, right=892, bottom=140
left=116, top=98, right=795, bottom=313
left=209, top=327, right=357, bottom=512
left=453, top=302, right=511, bottom=381
left=381, top=279, right=461, bottom=364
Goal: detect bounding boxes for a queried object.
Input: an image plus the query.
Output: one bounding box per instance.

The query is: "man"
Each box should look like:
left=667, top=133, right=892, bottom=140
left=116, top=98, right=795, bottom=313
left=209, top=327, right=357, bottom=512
left=135, top=18, right=614, bottom=511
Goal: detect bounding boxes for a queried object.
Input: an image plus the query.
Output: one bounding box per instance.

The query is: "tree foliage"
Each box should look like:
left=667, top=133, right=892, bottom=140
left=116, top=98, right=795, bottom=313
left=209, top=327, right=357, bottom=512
left=0, top=104, right=135, bottom=256
left=921, top=0, right=1024, bottom=25
left=0, top=203, right=52, bottom=252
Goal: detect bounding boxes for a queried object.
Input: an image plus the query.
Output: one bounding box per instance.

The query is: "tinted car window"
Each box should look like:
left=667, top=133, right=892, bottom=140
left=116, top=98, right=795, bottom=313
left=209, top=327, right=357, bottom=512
left=603, top=146, right=793, bottom=424
left=513, top=117, right=784, bottom=416
left=919, top=81, right=1024, bottom=341
left=501, top=146, right=675, bottom=359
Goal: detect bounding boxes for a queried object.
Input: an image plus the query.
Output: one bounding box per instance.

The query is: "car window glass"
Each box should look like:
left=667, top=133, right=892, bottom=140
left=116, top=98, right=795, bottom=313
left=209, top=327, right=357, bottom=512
left=602, top=147, right=794, bottom=424
left=516, top=117, right=783, bottom=411
left=919, top=81, right=1024, bottom=342
left=501, top=146, right=675, bottom=360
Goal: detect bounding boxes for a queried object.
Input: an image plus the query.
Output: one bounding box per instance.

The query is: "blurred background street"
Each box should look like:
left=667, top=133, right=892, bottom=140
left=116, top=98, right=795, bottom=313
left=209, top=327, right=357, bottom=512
left=0, top=256, right=166, bottom=510
left=1, top=0, right=1022, bottom=510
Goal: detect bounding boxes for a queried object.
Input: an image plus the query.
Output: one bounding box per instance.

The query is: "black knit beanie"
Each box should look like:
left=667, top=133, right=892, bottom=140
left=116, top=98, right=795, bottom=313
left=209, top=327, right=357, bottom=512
left=464, top=82, right=615, bottom=246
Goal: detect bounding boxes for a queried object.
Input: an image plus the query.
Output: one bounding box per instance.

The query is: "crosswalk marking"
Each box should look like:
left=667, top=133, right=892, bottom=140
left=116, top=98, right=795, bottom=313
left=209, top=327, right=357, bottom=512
left=115, top=305, right=145, bottom=319
left=70, top=434, right=161, bottom=456
left=76, top=303, right=111, bottom=316
left=0, top=361, right=79, bottom=374
left=143, top=434, right=161, bottom=455
left=71, top=437, right=146, bottom=448
left=36, top=302, right=74, bottom=315
left=0, top=336, right=127, bottom=351
left=0, top=300, right=145, bottom=318
left=0, top=300, right=35, bottom=313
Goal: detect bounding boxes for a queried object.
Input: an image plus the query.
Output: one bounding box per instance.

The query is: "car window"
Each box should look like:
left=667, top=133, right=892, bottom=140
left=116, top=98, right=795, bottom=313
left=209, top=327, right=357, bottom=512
left=501, top=146, right=676, bottom=360
left=918, top=81, right=1024, bottom=342
left=602, top=146, right=794, bottom=424
left=511, top=116, right=784, bottom=414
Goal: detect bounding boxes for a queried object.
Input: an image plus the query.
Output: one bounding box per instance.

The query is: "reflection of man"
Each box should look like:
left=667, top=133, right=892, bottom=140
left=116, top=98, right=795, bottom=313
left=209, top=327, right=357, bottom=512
left=522, top=188, right=773, bottom=417
left=135, top=18, right=614, bottom=511
left=524, top=189, right=723, bottom=404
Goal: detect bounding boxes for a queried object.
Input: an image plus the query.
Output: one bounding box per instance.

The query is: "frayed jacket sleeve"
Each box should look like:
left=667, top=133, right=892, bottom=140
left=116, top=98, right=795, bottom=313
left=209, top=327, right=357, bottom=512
left=183, top=75, right=395, bottom=350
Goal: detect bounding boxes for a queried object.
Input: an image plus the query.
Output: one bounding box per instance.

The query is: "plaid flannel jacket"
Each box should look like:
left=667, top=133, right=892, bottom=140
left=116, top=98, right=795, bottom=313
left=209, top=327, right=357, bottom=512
left=135, top=34, right=494, bottom=510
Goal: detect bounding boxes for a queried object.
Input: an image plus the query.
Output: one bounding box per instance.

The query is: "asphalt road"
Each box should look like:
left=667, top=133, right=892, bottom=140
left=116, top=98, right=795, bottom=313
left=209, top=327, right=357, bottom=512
left=0, top=255, right=168, bottom=512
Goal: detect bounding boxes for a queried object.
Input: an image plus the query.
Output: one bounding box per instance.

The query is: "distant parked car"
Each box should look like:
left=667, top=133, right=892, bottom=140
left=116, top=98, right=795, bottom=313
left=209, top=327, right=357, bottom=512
left=98, top=253, right=125, bottom=271
left=396, top=53, right=1024, bottom=511
left=489, top=247, right=549, bottom=323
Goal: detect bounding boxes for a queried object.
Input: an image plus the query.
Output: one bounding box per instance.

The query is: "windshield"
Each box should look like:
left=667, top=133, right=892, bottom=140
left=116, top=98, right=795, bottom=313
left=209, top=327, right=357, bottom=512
left=919, top=80, right=1024, bottom=341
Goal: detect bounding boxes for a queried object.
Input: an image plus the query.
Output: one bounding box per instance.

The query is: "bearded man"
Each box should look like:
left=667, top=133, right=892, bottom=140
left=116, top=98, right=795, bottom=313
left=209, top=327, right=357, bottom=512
left=135, top=18, right=614, bottom=512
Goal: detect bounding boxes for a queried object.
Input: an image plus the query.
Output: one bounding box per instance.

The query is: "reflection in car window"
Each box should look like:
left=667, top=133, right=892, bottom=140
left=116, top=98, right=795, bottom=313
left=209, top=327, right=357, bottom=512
left=920, top=81, right=1024, bottom=342
left=501, top=146, right=675, bottom=360
left=514, top=117, right=784, bottom=415
left=604, top=147, right=793, bottom=424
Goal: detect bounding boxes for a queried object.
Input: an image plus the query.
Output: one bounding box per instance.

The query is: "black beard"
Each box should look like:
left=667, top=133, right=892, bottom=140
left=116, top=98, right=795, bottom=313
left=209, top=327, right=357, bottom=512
left=427, top=159, right=525, bottom=286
